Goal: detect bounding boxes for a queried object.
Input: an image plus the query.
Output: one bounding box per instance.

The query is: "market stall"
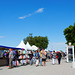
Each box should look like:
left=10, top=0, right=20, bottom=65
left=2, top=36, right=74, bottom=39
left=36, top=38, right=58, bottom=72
left=0, top=45, right=21, bottom=66
left=0, top=41, right=33, bottom=66
left=16, top=40, right=31, bottom=65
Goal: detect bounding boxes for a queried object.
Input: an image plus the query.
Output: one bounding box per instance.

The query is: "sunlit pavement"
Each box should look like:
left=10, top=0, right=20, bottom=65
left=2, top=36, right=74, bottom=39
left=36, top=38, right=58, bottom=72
left=0, top=59, right=75, bottom=75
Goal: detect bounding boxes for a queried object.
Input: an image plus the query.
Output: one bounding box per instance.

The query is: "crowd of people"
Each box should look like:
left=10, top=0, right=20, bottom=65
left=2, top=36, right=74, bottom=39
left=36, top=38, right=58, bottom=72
left=4, top=48, right=64, bottom=69
left=29, top=50, right=62, bottom=66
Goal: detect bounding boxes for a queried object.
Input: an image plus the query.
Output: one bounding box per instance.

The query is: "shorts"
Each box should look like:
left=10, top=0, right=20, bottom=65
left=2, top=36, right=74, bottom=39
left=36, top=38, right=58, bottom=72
left=48, top=56, right=50, bottom=59
left=42, top=58, right=46, bottom=61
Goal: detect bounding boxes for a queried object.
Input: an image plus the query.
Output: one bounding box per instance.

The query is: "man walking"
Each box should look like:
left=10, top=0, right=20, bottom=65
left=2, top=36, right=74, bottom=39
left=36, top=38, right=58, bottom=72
left=9, top=48, right=14, bottom=69
left=58, top=51, right=62, bottom=64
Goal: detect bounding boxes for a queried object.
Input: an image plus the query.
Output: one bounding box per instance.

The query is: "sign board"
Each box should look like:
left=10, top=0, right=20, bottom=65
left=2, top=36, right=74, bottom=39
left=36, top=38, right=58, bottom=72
left=67, top=46, right=74, bottom=63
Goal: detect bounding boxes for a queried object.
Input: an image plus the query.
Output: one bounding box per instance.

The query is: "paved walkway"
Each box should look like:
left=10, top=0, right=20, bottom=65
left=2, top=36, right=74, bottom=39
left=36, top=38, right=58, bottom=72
left=0, top=59, right=75, bottom=75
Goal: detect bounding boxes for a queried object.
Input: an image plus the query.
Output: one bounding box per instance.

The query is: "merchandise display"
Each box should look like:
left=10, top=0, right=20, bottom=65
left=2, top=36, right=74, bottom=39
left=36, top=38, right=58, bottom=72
left=18, top=50, right=30, bottom=65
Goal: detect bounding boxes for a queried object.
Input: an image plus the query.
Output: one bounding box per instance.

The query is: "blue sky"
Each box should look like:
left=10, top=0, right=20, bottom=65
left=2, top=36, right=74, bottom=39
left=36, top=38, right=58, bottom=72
left=0, top=0, right=75, bottom=51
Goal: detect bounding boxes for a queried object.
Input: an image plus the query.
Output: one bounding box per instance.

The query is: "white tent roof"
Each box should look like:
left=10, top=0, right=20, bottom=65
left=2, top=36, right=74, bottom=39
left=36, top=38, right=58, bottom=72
left=16, top=40, right=27, bottom=50
left=44, top=49, right=48, bottom=52
left=32, top=45, right=38, bottom=50
left=25, top=42, right=33, bottom=50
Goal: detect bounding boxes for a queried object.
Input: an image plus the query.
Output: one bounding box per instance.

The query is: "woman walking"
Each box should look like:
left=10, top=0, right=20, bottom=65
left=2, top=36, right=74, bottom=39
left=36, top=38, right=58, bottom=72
left=47, top=50, right=51, bottom=62
left=42, top=49, right=46, bottom=66
left=52, top=50, right=57, bottom=65
left=35, top=50, right=40, bottom=67
left=39, top=51, right=43, bottom=66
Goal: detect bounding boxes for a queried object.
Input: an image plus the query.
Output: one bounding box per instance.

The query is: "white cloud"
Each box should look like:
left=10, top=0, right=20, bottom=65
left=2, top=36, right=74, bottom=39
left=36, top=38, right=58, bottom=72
left=19, top=17, right=25, bottom=19
left=35, top=8, right=44, bottom=13
left=47, top=42, right=67, bottom=52
left=19, top=13, right=33, bottom=19
left=0, top=36, right=5, bottom=38
left=18, top=8, right=44, bottom=19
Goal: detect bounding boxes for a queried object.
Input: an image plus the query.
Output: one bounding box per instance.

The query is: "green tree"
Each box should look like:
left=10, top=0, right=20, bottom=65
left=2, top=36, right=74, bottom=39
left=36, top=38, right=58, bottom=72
left=24, top=34, right=49, bottom=49
left=24, top=33, right=33, bottom=45
left=63, top=23, right=75, bottom=46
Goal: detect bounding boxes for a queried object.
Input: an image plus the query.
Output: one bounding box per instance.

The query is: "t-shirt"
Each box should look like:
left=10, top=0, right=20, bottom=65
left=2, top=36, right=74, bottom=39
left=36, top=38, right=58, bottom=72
left=53, top=53, right=57, bottom=59
left=47, top=52, right=51, bottom=57
left=9, top=51, right=14, bottom=59
left=42, top=52, right=46, bottom=59
left=39, top=52, right=42, bottom=58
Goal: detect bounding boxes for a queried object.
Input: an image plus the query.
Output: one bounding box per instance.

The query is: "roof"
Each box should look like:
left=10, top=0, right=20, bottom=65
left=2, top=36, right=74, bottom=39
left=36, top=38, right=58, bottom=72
left=0, top=45, right=22, bottom=50
left=16, top=40, right=27, bottom=50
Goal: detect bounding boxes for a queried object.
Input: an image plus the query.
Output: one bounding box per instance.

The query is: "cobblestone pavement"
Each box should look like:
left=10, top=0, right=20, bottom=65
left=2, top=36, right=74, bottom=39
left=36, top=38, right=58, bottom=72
left=0, top=59, right=75, bottom=75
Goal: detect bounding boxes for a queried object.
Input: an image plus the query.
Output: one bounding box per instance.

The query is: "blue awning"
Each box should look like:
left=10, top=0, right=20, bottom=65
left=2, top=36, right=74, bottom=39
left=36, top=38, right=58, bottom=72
left=0, top=45, right=24, bottom=50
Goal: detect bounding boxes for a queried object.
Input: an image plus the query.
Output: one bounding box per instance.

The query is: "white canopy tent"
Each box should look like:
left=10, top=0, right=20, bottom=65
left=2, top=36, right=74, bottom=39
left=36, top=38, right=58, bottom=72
left=32, top=45, right=38, bottom=50
left=25, top=42, right=33, bottom=50
left=16, top=40, right=27, bottom=50
left=44, top=49, right=48, bottom=52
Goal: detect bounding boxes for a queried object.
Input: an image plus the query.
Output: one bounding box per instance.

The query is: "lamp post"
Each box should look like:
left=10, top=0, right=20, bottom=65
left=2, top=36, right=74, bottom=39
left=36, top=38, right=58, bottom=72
left=69, top=42, right=71, bottom=46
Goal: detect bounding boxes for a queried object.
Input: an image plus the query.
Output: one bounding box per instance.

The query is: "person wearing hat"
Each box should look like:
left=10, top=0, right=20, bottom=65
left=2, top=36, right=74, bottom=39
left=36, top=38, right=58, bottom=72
left=9, top=48, right=14, bottom=69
